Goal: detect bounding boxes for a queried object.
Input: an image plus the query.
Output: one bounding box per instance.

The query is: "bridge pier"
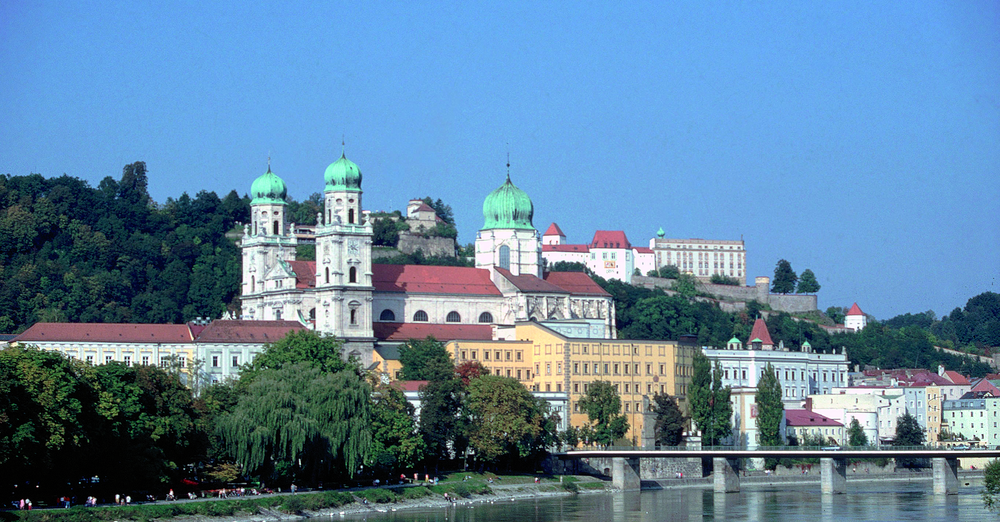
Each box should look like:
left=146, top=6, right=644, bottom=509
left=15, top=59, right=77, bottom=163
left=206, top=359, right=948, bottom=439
left=820, top=457, right=847, bottom=494
left=713, top=457, right=740, bottom=493
left=933, top=457, right=959, bottom=495
left=612, top=457, right=641, bottom=491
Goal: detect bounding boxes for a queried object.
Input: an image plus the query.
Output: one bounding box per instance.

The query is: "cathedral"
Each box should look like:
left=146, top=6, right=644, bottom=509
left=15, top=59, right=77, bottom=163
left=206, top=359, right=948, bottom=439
left=240, top=151, right=615, bottom=364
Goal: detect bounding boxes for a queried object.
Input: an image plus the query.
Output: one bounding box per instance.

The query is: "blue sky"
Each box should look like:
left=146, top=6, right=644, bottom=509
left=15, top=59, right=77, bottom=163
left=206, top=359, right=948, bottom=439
left=2, top=1, right=998, bottom=320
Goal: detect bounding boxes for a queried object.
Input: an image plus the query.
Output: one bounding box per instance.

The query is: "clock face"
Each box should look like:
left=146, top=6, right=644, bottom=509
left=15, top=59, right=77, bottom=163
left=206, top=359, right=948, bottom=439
left=348, top=241, right=360, bottom=255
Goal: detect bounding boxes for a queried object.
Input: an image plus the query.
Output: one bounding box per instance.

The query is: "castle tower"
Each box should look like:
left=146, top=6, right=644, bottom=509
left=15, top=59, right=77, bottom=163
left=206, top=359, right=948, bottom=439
left=845, top=303, right=867, bottom=332
left=314, top=149, right=375, bottom=361
left=241, top=163, right=297, bottom=320
left=475, top=166, right=541, bottom=278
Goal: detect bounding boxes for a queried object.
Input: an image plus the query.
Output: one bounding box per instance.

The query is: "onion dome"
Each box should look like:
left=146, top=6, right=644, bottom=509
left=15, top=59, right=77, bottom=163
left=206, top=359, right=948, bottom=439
left=482, top=174, right=534, bottom=230
left=657, top=227, right=665, bottom=238
left=250, top=165, right=287, bottom=205
left=324, top=153, right=362, bottom=191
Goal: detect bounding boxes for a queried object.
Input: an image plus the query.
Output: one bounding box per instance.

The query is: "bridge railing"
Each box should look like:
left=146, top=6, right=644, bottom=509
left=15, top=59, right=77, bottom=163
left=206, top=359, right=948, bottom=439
left=567, top=445, right=997, bottom=452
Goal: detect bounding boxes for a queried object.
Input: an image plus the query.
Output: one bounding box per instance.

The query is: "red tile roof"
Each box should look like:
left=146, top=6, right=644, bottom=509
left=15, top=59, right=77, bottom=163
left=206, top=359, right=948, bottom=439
left=392, top=380, right=429, bottom=392
left=784, top=409, right=843, bottom=427
left=194, top=320, right=306, bottom=342
left=372, top=264, right=501, bottom=296
left=633, top=247, right=653, bottom=254
left=846, top=303, right=864, bottom=316
left=748, top=318, right=774, bottom=346
left=287, top=260, right=316, bottom=288
left=943, top=371, right=971, bottom=386
left=415, top=203, right=436, bottom=213
left=542, top=244, right=589, bottom=253
left=544, top=271, right=611, bottom=297
left=14, top=322, right=194, bottom=343
left=590, top=230, right=631, bottom=249
left=373, top=322, right=493, bottom=342
left=543, top=223, right=566, bottom=237
left=496, top=267, right=568, bottom=293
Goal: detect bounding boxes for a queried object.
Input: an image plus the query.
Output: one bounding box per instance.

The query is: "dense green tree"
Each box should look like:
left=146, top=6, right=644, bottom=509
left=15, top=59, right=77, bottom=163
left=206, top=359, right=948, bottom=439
left=771, top=259, right=798, bottom=294
left=690, top=352, right=732, bottom=445
left=370, top=211, right=408, bottom=247
left=465, top=375, right=552, bottom=468
left=398, top=336, right=452, bottom=381
left=368, top=380, right=425, bottom=474
left=218, top=362, right=371, bottom=484
left=550, top=261, right=588, bottom=272
left=826, top=306, right=847, bottom=325
left=241, top=330, right=349, bottom=385
left=983, top=458, right=1000, bottom=511
left=421, top=197, right=455, bottom=225
left=418, top=357, right=466, bottom=465
left=755, top=363, right=783, bottom=448
left=656, top=265, right=681, bottom=279
left=652, top=393, right=686, bottom=447
left=847, top=418, right=868, bottom=447
left=673, top=273, right=699, bottom=299
left=710, top=274, right=741, bottom=286
left=894, top=412, right=925, bottom=447
left=796, top=269, right=820, bottom=293
left=578, top=381, right=629, bottom=446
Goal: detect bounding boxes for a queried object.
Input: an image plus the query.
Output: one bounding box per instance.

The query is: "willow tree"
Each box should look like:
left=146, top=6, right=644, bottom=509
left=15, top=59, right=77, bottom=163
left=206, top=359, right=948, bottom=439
left=218, top=362, right=371, bottom=483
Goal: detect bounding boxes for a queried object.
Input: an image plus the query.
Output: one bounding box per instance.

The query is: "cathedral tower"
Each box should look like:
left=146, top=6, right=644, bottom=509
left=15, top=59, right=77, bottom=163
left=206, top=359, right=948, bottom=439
left=241, top=163, right=297, bottom=320
left=475, top=165, right=542, bottom=278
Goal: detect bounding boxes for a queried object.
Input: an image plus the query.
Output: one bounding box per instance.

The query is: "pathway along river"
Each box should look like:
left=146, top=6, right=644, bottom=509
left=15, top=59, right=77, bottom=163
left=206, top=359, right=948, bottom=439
left=338, top=478, right=991, bottom=522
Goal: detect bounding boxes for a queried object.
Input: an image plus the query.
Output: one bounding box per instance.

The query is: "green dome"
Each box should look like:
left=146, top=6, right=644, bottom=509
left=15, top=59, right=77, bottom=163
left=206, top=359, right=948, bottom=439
left=324, top=153, right=362, bottom=191
left=482, top=175, right=534, bottom=230
left=250, top=166, right=287, bottom=205
left=657, top=227, right=665, bottom=238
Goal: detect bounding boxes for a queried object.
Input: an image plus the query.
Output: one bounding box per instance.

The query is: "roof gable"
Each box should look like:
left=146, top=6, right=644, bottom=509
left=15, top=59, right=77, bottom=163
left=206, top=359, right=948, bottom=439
left=496, top=267, right=568, bottom=293
left=372, top=264, right=501, bottom=296
left=543, top=223, right=566, bottom=237
left=847, top=303, right=864, bottom=316
left=590, top=230, right=631, bottom=249
left=373, top=322, right=493, bottom=342
left=194, top=320, right=306, bottom=342
left=748, top=318, right=774, bottom=346
left=543, top=271, right=611, bottom=297
left=784, top=409, right=843, bottom=427
left=287, top=260, right=316, bottom=288
left=15, top=322, right=194, bottom=343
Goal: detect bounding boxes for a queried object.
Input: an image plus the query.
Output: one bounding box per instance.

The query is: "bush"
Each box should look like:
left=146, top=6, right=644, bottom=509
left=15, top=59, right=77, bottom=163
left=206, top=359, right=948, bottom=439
left=562, top=481, right=579, bottom=493
left=360, top=488, right=396, bottom=504
left=281, top=496, right=305, bottom=514
left=451, top=483, right=471, bottom=498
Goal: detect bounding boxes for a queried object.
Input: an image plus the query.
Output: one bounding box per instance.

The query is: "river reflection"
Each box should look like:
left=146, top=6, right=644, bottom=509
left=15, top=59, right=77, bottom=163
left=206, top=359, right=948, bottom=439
left=340, top=480, right=986, bottom=522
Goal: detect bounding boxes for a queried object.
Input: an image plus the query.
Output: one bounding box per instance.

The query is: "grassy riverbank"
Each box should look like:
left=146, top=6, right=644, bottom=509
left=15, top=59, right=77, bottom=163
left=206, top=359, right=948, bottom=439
left=1, top=473, right=609, bottom=522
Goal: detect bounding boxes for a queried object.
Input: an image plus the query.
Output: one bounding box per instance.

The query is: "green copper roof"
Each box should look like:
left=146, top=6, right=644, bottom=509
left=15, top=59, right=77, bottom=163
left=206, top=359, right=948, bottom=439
left=250, top=166, right=288, bottom=205
left=728, top=337, right=741, bottom=344
left=802, top=341, right=812, bottom=347
left=751, top=338, right=763, bottom=343
left=324, top=153, right=362, bottom=192
left=482, top=175, right=534, bottom=230
left=657, top=227, right=665, bottom=238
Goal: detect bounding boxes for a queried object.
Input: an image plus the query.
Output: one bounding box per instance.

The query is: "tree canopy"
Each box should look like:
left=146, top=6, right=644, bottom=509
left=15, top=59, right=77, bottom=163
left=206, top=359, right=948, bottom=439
left=578, top=381, right=629, bottom=446
left=398, top=337, right=452, bottom=381
left=771, top=259, right=798, bottom=294
left=689, top=352, right=732, bottom=445
left=652, top=393, right=686, bottom=447
left=797, top=269, right=820, bottom=293
left=465, top=375, right=553, bottom=468
left=755, top=363, right=783, bottom=448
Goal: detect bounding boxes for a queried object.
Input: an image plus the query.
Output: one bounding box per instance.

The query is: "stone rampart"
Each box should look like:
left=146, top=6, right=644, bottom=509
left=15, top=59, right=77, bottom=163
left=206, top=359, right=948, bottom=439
left=631, top=276, right=817, bottom=314
left=396, top=234, right=456, bottom=257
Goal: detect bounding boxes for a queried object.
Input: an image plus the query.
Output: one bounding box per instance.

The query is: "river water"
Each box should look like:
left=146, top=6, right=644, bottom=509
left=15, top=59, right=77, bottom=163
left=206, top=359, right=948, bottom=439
left=340, top=479, right=991, bottom=522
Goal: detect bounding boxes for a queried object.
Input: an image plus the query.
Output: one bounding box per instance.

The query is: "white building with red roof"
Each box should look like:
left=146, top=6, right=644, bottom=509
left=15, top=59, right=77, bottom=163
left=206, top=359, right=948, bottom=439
left=784, top=409, right=845, bottom=445
left=239, top=157, right=615, bottom=364
left=845, top=302, right=867, bottom=332
left=12, top=319, right=307, bottom=385
left=539, top=224, right=655, bottom=283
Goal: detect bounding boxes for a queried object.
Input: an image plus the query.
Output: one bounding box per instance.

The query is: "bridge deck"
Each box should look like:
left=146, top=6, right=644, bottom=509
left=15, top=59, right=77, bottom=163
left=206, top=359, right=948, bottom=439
left=557, top=449, right=1000, bottom=459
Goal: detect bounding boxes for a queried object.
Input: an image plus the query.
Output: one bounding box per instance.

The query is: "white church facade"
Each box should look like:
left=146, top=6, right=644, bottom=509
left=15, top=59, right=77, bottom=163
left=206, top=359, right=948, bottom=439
left=239, top=152, right=615, bottom=365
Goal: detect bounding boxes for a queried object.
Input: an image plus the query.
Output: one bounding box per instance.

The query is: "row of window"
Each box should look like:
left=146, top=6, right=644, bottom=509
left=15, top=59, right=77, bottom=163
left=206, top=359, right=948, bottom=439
left=380, top=309, right=494, bottom=323
left=81, top=354, right=242, bottom=369
left=459, top=349, right=524, bottom=362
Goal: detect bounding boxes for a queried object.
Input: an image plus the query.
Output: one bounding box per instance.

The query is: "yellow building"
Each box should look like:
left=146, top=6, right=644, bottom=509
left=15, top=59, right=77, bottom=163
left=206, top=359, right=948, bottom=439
left=445, top=321, right=695, bottom=445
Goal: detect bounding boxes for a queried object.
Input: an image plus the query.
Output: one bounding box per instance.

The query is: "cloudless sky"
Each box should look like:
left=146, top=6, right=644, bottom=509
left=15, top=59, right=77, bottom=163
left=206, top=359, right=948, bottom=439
left=2, top=1, right=998, bottom=320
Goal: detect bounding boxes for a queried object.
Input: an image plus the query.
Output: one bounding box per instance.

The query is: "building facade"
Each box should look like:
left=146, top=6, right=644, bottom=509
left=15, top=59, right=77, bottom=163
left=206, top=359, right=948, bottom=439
left=649, top=231, right=746, bottom=282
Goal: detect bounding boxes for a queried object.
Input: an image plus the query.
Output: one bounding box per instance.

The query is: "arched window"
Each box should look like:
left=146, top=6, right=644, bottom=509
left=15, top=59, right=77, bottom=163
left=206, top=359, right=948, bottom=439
left=309, top=308, right=316, bottom=321
left=275, top=309, right=282, bottom=320
left=380, top=309, right=396, bottom=321
left=499, top=245, right=510, bottom=270
left=349, top=266, right=357, bottom=283
left=325, top=267, right=330, bottom=284
left=446, top=311, right=461, bottom=323
left=348, top=208, right=355, bottom=224
left=349, top=301, right=361, bottom=326
left=253, top=221, right=258, bottom=235
left=413, top=310, right=428, bottom=322
left=273, top=220, right=279, bottom=235
left=251, top=275, right=255, bottom=291
left=478, top=312, right=494, bottom=323
left=327, top=210, right=332, bottom=224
